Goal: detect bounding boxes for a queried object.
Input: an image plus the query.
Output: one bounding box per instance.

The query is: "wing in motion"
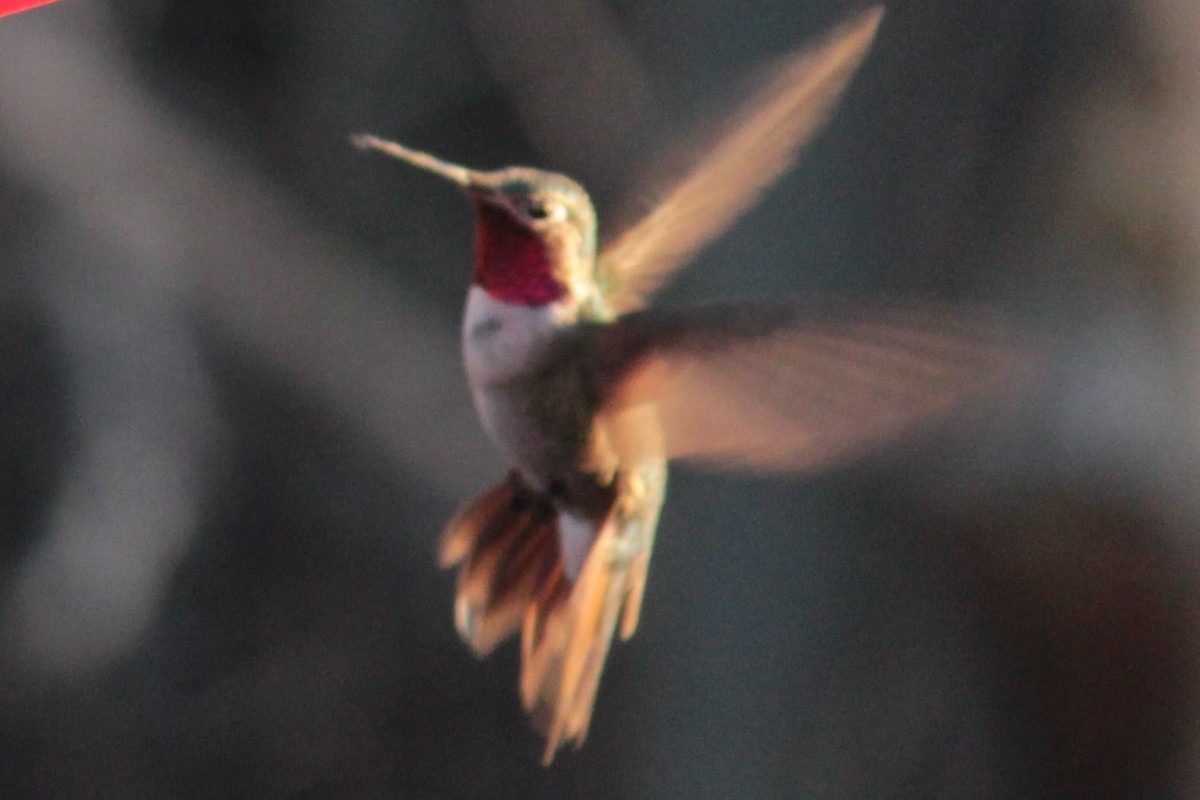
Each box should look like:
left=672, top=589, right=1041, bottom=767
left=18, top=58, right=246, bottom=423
left=597, top=6, right=884, bottom=313
left=588, top=298, right=1036, bottom=470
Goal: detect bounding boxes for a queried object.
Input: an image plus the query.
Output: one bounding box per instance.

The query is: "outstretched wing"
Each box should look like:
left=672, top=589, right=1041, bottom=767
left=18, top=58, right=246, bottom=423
left=587, top=299, right=1036, bottom=471
left=597, top=6, right=884, bottom=313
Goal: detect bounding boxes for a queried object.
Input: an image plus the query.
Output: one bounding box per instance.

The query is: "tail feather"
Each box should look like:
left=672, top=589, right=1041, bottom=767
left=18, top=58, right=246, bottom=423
left=619, top=545, right=653, bottom=641
left=441, top=473, right=560, bottom=655
left=439, top=478, right=516, bottom=568
left=440, top=467, right=664, bottom=764
left=534, top=524, right=630, bottom=760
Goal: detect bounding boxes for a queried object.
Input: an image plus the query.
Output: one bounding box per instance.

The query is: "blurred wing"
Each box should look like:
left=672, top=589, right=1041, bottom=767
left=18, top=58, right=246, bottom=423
left=597, top=6, right=883, bottom=313
left=588, top=299, right=1036, bottom=470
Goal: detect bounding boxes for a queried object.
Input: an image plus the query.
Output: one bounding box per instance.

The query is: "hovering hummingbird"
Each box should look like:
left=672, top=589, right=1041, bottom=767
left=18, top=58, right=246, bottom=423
left=354, top=5, right=1025, bottom=764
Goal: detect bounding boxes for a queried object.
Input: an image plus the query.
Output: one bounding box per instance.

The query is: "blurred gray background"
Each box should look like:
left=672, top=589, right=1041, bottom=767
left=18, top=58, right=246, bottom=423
left=2, top=0, right=1199, bottom=797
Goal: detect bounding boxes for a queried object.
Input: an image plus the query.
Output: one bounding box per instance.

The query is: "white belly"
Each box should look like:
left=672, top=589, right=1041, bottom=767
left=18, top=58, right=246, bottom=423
left=462, top=287, right=578, bottom=482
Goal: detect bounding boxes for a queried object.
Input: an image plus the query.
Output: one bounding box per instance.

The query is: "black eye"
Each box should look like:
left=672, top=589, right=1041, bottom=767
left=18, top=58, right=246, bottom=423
left=525, top=200, right=549, bottom=220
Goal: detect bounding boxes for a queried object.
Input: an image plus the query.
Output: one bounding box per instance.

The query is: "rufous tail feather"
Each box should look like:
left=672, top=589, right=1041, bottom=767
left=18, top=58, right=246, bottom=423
left=440, top=470, right=659, bottom=764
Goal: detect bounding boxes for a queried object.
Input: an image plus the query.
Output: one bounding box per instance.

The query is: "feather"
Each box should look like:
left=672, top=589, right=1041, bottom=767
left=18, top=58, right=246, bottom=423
left=441, top=473, right=561, bottom=656
left=597, top=6, right=884, bottom=312
left=440, top=466, right=665, bottom=764
left=588, top=298, right=1036, bottom=470
left=519, top=463, right=665, bottom=764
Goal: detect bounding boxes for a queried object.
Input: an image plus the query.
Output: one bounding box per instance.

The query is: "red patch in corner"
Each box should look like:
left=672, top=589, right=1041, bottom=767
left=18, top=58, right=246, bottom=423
left=0, top=0, right=61, bottom=18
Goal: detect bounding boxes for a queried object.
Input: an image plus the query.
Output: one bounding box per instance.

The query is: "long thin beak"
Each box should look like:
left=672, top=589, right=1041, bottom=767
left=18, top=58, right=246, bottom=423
left=351, top=133, right=476, bottom=188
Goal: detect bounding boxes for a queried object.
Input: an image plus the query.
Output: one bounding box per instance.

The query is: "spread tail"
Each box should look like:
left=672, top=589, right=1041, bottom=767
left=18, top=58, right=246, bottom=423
left=439, top=472, right=561, bottom=656
left=440, top=468, right=664, bottom=764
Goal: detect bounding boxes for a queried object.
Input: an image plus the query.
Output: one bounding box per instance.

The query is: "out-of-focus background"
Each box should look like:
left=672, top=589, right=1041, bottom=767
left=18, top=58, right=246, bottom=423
left=1, top=1, right=1198, bottom=797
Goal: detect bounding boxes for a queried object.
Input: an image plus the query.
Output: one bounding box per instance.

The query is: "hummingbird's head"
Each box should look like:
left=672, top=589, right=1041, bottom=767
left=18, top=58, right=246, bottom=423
left=353, top=135, right=602, bottom=315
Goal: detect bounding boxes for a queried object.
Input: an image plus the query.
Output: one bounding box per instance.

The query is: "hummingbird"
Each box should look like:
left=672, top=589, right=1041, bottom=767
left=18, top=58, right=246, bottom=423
left=354, top=5, right=1026, bottom=764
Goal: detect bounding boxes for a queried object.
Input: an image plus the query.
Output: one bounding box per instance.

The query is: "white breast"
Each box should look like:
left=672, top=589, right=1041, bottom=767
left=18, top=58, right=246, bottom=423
left=462, top=286, right=571, bottom=386
left=462, top=287, right=577, bottom=481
